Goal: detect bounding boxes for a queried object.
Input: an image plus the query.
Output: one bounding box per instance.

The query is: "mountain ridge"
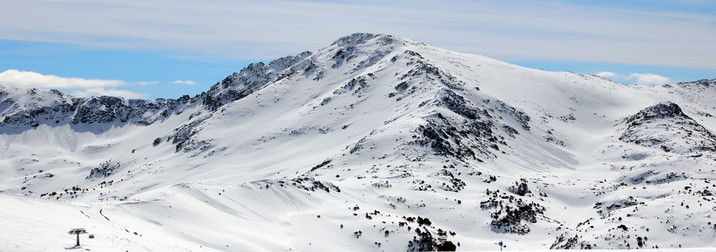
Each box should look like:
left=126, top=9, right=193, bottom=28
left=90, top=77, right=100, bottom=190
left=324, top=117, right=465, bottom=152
left=1, top=33, right=715, bottom=251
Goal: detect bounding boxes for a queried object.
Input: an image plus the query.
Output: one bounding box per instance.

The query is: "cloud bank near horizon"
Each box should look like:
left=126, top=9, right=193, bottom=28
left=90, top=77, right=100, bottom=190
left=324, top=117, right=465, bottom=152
left=594, top=71, right=673, bottom=86
left=0, top=69, right=148, bottom=99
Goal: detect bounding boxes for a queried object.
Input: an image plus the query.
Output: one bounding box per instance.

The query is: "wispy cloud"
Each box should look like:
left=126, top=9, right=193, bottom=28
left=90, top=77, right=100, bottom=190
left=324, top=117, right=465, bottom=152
left=137, top=81, right=158, bottom=86
left=0, top=69, right=147, bottom=99
left=172, top=80, right=196, bottom=85
left=0, top=0, right=714, bottom=69
left=627, top=73, right=671, bottom=86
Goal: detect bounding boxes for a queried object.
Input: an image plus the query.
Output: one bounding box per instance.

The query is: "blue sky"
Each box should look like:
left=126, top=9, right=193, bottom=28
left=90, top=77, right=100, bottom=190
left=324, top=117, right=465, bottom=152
left=0, top=40, right=252, bottom=98
left=0, top=0, right=714, bottom=99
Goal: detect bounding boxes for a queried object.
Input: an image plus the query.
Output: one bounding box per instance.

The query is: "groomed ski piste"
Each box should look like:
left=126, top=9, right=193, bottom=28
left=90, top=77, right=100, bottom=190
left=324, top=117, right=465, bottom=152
left=1, top=33, right=715, bottom=251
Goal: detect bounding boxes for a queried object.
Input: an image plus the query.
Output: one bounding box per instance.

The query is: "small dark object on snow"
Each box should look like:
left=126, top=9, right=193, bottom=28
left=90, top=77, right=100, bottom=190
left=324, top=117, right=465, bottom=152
left=436, top=235, right=457, bottom=251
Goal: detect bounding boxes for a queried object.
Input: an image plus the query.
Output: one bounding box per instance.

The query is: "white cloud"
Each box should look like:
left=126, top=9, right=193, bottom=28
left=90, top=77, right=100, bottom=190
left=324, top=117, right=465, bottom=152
left=0, top=69, right=147, bottom=99
left=0, top=1, right=714, bottom=69
left=590, top=71, right=673, bottom=86
left=71, top=88, right=148, bottom=99
left=594, top=71, right=617, bottom=78
left=137, top=81, right=158, bottom=86
left=172, top=80, right=196, bottom=85
left=627, top=73, right=672, bottom=86
left=0, top=69, right=123, bottom=89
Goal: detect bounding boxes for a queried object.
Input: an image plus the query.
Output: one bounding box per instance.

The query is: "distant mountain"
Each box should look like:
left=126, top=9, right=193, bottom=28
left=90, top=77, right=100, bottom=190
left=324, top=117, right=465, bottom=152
left=1, top=33, right=714, bottom=251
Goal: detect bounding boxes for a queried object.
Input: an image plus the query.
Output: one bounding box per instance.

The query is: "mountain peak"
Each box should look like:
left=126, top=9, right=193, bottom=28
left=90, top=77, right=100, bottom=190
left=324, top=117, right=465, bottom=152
left=331, top=33, right=390, bottom=46
left=3, top=33, right=716, bottom=251
left=330, top=33, right=422, bottom=49
left=625, top=102, right=687, bottom=124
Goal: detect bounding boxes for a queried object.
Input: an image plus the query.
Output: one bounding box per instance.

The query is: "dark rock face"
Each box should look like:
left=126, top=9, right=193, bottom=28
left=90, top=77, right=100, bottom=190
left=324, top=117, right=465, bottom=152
left=620, top=102, right=716, bottom=153
left=624, top=102, right=688, bottom=124
left=86, top=160, right=121, bottom=179
left=0, top=84, right=206, bottom=136
left=399, top=59, right=466, bottom=90
left=252, top=176, right=341, bottom=193
left=437, top=89, right=481, bottom=120
left=331, top=33, right=383, bottom=47
left=413, top=89, right=522, bottom=161
left=415, top=113, right=493, bottom=161
left=73, top=96, right=135, bottom=124
left=496, top=100, right=531, bottom=131
left=1, top=88, right=72, bottom=129
left=331, top=46, right=359, bottom=69
left=333, top=76, right=370, bottom=97
left=329, top=33, right=398, bottom=73
left=172, top=116, right=210, bottom=152
left=2, top=111, right=41, bottom=128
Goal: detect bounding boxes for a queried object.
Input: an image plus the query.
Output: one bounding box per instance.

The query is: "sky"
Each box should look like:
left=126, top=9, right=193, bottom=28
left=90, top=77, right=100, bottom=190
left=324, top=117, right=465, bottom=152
left=0, top=0, right=714, bottom=99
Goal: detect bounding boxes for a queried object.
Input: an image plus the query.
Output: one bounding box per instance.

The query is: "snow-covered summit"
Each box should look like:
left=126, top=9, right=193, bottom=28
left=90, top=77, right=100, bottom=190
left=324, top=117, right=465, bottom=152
left=331, top=33, right=386, bottom=47
left=1, top=34, right=715, bottom=251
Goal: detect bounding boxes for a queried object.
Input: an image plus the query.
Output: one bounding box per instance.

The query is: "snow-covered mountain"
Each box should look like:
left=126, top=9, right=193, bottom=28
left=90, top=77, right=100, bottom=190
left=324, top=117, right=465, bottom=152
left=1, top=33, right=715, bottom=251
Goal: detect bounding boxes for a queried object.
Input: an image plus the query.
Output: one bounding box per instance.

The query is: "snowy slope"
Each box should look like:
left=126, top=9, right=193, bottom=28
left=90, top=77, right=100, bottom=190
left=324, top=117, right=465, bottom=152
left=1, top=33, right=715, bottom=251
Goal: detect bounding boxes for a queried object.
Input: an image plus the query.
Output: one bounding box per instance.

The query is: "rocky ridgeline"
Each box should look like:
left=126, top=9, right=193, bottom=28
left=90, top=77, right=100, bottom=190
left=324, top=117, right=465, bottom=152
left=0, top=48, right=312, bottom=129
left=0, top=86, right=195, bottom=132
left=172, top=50, right=317, bottom=152
left=202, top=51, right=312, bottom=111
left=676, top=78, right=716, bottom=87
left=0, top=49, right=318, bottom=156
